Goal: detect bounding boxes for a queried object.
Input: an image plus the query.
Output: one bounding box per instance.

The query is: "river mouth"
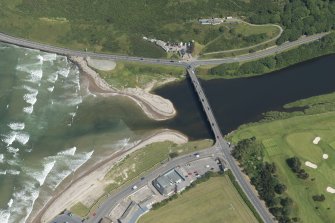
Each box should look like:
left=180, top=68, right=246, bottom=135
left=155, top=54, right=335, bottom=138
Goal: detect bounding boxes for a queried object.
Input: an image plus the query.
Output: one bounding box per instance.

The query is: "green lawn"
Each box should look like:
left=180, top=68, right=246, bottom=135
left=96, top=62, right=185, bottom=89
left=70, top=202, right=90, bottom=217
left=139, top=175, right=258, bottom=223
left=230, top=111, right=335, bottom=223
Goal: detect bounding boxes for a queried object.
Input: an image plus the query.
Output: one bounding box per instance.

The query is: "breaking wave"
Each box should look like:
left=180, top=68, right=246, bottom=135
left=47, top=149, right=94, bottom=189
left=1, top=131, right=30, bottom=146
left=8, top=122, right=25, bottom=131
left=57, top=147, right=77, bottom=156
left=27, top=160, right=56, bottom=186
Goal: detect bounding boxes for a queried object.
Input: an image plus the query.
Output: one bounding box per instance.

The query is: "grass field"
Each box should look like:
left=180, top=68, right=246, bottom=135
left=230, top=111, right=335, bottom=223
left=0, top=0, right=280, bottom=57
left=96, top=62, right=185, bottom=89
left=138, top=175, right=258, bottom=223
left=202, top=23, right=280, bottom=53
left=69, top=202, right=90, bottom=218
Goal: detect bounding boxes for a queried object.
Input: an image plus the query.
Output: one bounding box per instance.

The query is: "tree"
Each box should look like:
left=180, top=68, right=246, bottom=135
left=286, top=157, right=301, bottom=173
left=275, top=184, right=287, bottom=194
left=280, top=197, right=293, bottom=207
left=312, top=194, right=325, bottom=202
left=297, top=169, right=309, bottom=180
left=269, top=207, right=283, bottom=218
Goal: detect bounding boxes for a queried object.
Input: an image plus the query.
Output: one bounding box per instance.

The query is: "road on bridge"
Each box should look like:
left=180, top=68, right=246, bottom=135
left=187, top=67, right=274, bottom=223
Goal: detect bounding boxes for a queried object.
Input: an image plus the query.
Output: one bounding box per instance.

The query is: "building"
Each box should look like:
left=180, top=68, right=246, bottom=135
left=152, top=168, right=186, bottom=196
left=118, top=201, right=148, bottom=223
left=199, top=18, right=223, bottom=25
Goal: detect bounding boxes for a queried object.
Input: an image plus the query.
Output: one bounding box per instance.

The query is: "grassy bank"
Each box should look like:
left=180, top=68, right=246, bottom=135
left=139, top=175, right=258, bottom=223
left=104, top=139, right=213, bottom=191
left=199, top=32, right=335, bottom=79
left=96, top=62, right=185, bottom=89
left=229, top=93, right=335, bottom=223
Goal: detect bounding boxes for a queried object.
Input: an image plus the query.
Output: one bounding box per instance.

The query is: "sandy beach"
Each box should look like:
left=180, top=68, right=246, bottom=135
left=70, top=56, right=177, bottom=121
left=31, top=129, right=188, bottom=223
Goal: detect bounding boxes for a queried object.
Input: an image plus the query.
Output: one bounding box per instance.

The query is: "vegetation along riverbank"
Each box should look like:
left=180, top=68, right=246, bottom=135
left=198, top=32, right=335, bottom=79
left=228, top=92, right=335, bottom=223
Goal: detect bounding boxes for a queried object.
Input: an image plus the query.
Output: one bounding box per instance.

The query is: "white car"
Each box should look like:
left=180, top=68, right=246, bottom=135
left=132, top=185, right=138, bottom=190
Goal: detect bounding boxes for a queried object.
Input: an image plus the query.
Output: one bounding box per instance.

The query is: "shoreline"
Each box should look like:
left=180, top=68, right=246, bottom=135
left=30, top=129, right=188, bottom=223
left=69, top=56, right=177, bottom=121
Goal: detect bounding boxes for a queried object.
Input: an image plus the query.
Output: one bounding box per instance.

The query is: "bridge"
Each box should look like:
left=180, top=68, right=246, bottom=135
left=187, top=66, right=274, bottom=223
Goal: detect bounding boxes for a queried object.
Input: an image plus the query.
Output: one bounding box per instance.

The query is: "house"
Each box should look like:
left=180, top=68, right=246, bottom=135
left=152, top=168, right=186, bottom=196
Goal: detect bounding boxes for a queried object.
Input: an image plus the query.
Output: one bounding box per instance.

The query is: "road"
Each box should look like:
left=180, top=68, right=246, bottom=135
left=187, top=67, right=274, bottom=223
left=203, top=20, right=283, bottom=55
left=85, top=146, right=223, bottom=223
left=0, top=32, right=328, bottom=68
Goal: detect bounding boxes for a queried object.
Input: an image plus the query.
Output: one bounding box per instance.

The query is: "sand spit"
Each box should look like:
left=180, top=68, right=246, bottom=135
left=86, top=57, right=116, bottom=71
left=70, top=56, right=176, bottom=121
left=31, top=130, right=188, bottom=223
left=313, top=136, right=321, bottom=145
left=305, top=161, right=318, bottom=169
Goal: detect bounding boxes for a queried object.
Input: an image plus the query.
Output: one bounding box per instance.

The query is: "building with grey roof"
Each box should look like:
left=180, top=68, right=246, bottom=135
left=152, top=168, right=186, bottom=196
left=118, top=201, right=148, bottom=223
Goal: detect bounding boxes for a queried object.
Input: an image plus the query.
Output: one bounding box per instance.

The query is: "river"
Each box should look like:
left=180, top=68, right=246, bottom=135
left=156, top=54, right=335, bottom=137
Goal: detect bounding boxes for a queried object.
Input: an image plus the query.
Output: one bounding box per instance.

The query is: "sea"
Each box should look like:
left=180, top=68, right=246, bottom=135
left=0, top=43, right=152, bottom=223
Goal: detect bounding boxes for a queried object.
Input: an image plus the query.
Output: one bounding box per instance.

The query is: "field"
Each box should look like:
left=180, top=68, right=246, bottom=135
left=202, top=22, right=280, bottom=54
left=0, top=0, right=281, bottom=57
left=96, top=62, right=185, bottom=89
left=230, top=110, right=335, bottom=223
left=69, top=202, right=90, bottom=218
left=138, top=175, right=258, bottom=223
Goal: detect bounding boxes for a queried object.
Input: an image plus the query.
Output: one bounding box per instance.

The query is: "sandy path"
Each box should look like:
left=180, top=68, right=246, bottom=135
left=70, top=56, right=177, bottom=121
left=31, top=130, right=187, bottom=223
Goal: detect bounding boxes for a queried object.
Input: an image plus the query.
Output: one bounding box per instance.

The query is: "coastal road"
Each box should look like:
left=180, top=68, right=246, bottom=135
left=191, top=32, right=328, bottom=66
left=0, top=32, right=329, bottom=68
left=85, top=146, right=223, bottom=223
left=187, top=67, right=274, bottom=223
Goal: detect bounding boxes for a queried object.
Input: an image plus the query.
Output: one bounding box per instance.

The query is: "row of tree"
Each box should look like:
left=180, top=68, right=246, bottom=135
left=232, top=138, right=297, bottom=222
left=208, top=32, right=335, bottom=78
left=286, top=157, right=309, bottom=179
